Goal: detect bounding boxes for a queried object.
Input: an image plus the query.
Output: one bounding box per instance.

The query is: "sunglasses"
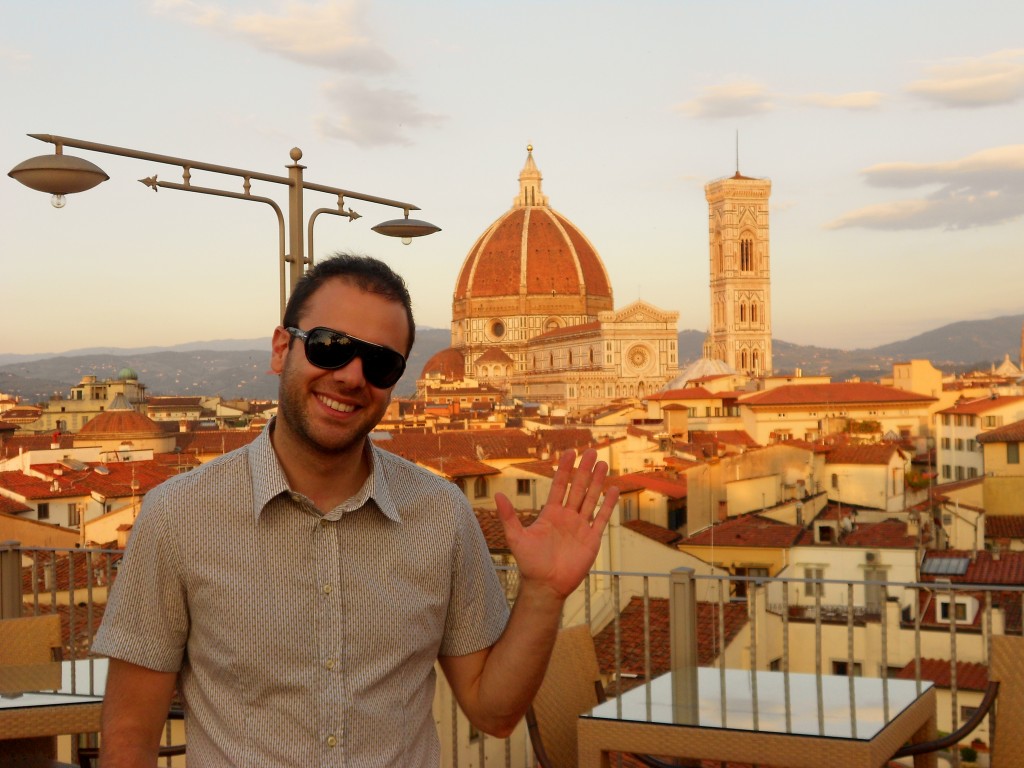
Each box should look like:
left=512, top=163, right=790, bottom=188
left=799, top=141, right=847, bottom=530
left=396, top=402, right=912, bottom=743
left=285, top=326, right=407, bottom=389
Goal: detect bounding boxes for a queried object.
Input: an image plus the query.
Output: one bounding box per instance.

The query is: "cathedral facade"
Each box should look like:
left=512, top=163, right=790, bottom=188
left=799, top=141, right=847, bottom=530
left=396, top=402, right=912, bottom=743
left=419, top=147, right=680, bottom=412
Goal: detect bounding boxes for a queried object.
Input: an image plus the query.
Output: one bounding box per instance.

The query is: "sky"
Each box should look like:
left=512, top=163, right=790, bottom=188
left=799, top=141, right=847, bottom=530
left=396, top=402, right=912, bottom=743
left=2, top=0, right=1023, bottom=357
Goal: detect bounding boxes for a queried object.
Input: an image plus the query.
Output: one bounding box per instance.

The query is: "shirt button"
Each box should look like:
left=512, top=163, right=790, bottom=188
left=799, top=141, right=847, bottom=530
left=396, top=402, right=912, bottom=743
left=322, top=584, right=333, bottom=595
left=326, top=735, right=337, bottom=748
left=326, top=658, right=336, bottom=670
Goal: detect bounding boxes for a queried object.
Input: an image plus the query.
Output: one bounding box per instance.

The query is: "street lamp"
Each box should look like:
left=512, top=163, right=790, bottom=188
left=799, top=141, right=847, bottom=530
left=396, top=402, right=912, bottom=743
left=8, top=133, right=440, bottom=318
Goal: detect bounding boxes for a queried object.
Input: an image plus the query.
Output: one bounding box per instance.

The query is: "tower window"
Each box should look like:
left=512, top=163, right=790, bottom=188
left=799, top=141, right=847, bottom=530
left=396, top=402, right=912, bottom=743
left=740, top=239, right=753, bottom=271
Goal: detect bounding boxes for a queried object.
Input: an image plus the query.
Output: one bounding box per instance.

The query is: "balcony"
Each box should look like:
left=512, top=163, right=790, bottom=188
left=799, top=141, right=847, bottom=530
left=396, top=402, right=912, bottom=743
left=2, top=541, right=1014, bottom=767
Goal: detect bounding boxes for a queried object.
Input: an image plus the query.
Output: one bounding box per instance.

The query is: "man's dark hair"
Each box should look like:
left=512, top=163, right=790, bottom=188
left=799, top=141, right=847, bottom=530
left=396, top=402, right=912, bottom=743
left=282, top=253, right=415, bottom=355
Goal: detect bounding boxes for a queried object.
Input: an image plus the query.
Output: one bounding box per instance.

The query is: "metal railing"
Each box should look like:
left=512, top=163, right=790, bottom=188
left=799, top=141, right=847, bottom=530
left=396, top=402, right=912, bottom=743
left=3, top=542, right=1015, bottom=767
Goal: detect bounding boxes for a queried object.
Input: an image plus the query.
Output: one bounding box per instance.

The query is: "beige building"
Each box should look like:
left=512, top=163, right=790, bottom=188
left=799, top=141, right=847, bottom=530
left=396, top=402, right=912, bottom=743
left=27, top=371, right=146, bottom=434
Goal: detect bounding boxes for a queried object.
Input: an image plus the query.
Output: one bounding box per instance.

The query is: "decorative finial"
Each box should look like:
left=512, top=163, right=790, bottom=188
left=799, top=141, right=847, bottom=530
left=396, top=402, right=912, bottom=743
left=527, top=144, right=533, bottom=153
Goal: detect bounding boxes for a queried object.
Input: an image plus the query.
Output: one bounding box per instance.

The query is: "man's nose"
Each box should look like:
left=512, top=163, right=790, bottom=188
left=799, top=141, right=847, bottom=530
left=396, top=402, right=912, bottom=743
left=331, top=354, right=367, bottom=386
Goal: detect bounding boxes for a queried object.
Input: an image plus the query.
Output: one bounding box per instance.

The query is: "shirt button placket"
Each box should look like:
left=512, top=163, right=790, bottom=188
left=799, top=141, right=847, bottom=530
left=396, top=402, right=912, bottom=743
left=315, top=517, right=344, bottom=761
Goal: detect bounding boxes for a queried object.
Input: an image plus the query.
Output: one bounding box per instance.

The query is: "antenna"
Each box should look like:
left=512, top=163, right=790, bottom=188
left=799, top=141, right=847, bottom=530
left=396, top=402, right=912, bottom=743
left=735, top=130, right=740, bottom=175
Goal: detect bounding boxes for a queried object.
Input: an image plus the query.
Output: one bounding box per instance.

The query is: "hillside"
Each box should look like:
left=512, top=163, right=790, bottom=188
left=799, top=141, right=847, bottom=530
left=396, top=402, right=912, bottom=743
left=1, top=316, right=1020, bottom=406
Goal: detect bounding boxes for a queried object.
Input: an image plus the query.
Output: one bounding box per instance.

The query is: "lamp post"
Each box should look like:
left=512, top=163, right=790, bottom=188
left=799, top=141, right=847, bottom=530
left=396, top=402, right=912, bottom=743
left=9, top=133, right=440, bottom=318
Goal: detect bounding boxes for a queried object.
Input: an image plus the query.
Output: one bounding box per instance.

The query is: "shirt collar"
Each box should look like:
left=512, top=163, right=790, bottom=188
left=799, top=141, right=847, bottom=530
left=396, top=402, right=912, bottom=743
left=247, top=420, right=402, bottom=524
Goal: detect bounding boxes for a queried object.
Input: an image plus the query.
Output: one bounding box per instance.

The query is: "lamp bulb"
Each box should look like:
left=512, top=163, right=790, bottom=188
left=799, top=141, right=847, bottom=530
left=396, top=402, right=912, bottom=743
left=51, top=194, right=67, bottom=209
left=401, top=237, right=413, bottom=246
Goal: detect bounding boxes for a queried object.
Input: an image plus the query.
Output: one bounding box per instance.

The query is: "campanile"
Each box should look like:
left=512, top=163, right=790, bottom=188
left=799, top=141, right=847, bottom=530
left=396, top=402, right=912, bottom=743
left=704, top=171, right=772, bottom=376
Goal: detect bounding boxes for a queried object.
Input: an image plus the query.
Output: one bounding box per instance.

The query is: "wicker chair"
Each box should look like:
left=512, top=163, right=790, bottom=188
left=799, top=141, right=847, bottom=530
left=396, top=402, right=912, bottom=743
left=526, top=624, right=604, bottom=768
left=893, top=633, right=1023, bottom=768
left=0, top=614, right=63, bottom=693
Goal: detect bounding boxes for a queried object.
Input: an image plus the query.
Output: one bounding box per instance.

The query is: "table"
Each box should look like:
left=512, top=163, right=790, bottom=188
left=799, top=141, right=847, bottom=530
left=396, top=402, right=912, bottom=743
left=0, top=660, right=107, bottom=763
left=578, top=667, right=937, bottom=768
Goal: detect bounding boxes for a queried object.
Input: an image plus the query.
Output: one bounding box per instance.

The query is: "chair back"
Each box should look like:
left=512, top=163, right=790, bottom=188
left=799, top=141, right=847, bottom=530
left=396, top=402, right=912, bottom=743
left=990, top=634, right=1024, bottom=768
left=0, top=614, right=63, bottom=693
left=527, top=624, right=603, bottom=768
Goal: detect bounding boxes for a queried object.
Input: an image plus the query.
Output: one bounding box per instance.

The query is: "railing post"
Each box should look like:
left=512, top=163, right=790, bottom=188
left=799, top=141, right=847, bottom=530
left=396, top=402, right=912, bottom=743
left=670, top=566, right=699, bottom=723
left=0, top=540, right=22, bottom=618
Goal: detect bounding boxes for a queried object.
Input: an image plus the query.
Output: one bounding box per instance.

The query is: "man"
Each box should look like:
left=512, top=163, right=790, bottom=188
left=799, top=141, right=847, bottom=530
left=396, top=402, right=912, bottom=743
left=92, top=253, right=618, bottom=767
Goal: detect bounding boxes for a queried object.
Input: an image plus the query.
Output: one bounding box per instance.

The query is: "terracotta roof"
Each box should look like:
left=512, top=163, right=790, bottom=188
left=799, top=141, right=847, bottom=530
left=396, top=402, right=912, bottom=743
left=825, top=443, right=905, bottom=466
left=0, top=459, right=180, bottom=502
left=174, top=430, right=259, bottom=455
left=417, top=456, right=498, bottom=479
left=608, top=471, right=687, bottom=499
left=146, top=397, right=204, bottom=408
left=374, top=427, right=598, bottom=466
left=842, top=519, right=918, bottom=549
left=593, top=597, right=748, bottom=685
left=474, top=347, right=515, bottom=365
left=921, top=550, right=1024, bottom=585
left=937, top=395, right=1024, bottom=416
left=739, top=382, right=936, bottom=407
left=474, top=508, right=537, bottom=552
left=894, top=658, right=989, bottom=691
left=21, top=549, right=123, bottom=594
left=622, top=519, right=681, bottom=546
left=986, top=516, right=1024, bottom=539
left=420, top=347, right=465, bottom=380
left=646, top=386, right=717, bottom=402
left=78, top=409, right=163, bottom=437
left=977, top=418, right=1024, bottom=443
left=0, top=496, right=32, bottom=514
left=689, top=430, right=759, bottom=449
left=681, top=514, right=804, bottom=548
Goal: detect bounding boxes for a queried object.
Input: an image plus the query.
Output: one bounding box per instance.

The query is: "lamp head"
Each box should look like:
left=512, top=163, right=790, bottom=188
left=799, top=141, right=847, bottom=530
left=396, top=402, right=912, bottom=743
left=372, top=209, right=440, bottom=244
left=8, top=148, right=109, bottom=200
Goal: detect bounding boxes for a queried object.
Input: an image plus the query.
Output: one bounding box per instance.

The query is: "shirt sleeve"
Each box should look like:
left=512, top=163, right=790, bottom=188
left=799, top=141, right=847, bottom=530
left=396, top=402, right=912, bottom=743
left=438, top=491, right=511, bottom=658
left=91, top=481, right=190, bottom=672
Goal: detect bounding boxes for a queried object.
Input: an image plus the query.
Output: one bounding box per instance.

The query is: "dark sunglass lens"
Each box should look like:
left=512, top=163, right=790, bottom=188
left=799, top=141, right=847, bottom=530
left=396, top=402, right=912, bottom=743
left=367, top=353, right=405, bottom=388
left=306, top=329, right=357, bottom=369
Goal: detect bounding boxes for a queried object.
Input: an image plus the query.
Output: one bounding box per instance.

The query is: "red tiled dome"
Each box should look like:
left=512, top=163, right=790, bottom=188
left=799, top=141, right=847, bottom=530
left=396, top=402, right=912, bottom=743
left=452, top=147, right=613, bottom=323
left=421, top=347, right=466, bottom=380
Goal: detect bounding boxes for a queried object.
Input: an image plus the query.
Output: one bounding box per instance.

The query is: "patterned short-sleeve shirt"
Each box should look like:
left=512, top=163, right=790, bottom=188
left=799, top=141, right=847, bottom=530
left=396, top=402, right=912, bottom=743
left=93, top=424, right=510, bottom=767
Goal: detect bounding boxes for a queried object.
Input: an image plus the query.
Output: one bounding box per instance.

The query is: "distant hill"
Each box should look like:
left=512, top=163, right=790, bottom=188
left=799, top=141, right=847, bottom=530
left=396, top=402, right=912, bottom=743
left=1, top=316, right=1020, bottom=406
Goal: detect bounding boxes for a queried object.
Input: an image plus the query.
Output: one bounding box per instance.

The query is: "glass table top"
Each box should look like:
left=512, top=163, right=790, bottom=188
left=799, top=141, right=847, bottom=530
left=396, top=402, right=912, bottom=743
left=581, top=667, right=932, bottom=741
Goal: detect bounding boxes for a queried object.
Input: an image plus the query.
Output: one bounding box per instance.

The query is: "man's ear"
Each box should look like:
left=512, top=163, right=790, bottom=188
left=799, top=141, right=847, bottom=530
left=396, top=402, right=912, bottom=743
left=270, top=326, right=291, bottom=374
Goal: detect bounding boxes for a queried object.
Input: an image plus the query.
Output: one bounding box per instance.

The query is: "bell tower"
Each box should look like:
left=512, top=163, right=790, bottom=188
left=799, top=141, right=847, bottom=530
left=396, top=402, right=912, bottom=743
left=704, top=170, right=773, bottom=376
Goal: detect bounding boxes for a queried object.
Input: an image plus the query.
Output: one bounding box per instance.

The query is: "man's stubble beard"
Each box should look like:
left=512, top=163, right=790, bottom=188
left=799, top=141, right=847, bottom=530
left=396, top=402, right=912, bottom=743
left=276, top=358, right=378, bottom=458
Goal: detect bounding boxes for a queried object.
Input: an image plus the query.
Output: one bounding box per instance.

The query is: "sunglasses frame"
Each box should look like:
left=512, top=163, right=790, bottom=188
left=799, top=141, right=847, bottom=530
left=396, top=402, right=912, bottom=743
left=285, top=326, right=407, bottom=389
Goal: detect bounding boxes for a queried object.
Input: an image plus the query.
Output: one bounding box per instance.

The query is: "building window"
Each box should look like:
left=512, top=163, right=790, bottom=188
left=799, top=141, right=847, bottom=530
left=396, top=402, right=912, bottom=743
left=942, top=464, right=952, bottom=479
left=942, top=414, right=950, bottom=426
left=967, top=439, right=977, bottom=452
left=940, top=601, right=968, bottom=622
left=831, top=660, right=863, bottom=677
left=831, top=473, right=839, bottom=489
left=1009, top=443, right=1021, bottom=464
left=37, top=503, right=50, bottom=520
left=804, top=567, right=824, bottom=596
left=968, top=467, right=978, bottom=479
left=941, top=437, right=951, bottom=449
left=740, top=238, right=753, bottom=271
left=955, top=438, right=964, bottom=451
left=955, top=466, right=965, bottom=480
left=68, top=503, right=80, bottom=526
left=961, top=705, right=979, bottom=722
left=473, top=477, right=488, bottom=499
left=516, top=479, right=531, bottom=496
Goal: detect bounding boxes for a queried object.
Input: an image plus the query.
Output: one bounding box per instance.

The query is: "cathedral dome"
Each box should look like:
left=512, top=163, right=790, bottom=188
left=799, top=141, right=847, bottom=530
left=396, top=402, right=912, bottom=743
left=421, top=347, right=466, bottom=381
left=452, top=147, right=613, bottom=324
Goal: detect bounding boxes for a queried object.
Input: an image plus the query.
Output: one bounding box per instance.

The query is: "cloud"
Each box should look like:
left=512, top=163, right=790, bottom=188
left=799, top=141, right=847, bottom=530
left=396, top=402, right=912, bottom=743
left=316, top=78, right=445, bottom=147
left=676, top=81, right=774, bottom=119
left=906, top=49, right=1024, bottom=108
left=153, top=0, right=395, bottom=73
left=798, top=91, right=885, bottom=111
left=154, top=0, right=440, bottom=146
left=827, top=145, right=1024, bottom=231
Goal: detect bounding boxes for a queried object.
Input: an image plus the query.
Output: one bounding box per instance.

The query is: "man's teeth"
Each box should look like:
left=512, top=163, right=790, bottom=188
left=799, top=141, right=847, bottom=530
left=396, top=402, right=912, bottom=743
left=318, top=395, right=355, bottom=413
